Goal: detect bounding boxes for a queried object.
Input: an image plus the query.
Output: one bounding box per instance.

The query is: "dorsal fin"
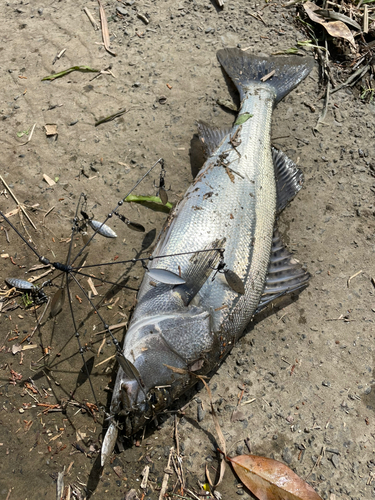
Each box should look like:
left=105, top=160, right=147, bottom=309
left=197, top=121, right=231, bottom=157
left=272, top=147, right=303, bottom=213
left=255, top=228, right=309, bottom=314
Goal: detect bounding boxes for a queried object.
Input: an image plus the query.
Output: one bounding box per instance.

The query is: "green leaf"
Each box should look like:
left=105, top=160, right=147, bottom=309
left=234, top=113, right=253, bottom=126
left=54, top=176, right=59, bottom=183
left=125, top=195, right=172, bottom=214
left=16, top=128, right=30, bottom=138
left=42, top=65, right=99, bottom=81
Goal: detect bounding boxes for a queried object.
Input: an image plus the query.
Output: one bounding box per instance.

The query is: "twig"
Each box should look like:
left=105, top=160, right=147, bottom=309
left=364, top=5, right=369, bottom=33
left=19, top=122, right=36, bottom=146
left=174, top=414, right=180, bottom=456
left=83, top=7, right=99, bottom=30
left=95, top=354, right=115, bottom=368
left=347, top=270, right=363, bottom=288
left=25, top=297, right=51, bottom=340
left=159, top=447, right=174, bottom=500
left=330, top=65, right=370, bottom=95
left=97, top=0, right=116, bottom=56
left=314, top=80, right=330, bottom=133
left=0, top=174, right=38, bottom=231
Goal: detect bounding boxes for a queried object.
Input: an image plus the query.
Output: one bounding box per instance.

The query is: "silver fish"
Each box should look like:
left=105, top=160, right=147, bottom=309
left=101, top=49, right=314, bottom=464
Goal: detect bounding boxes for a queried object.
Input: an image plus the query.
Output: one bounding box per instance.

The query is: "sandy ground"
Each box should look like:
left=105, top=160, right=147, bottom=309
left=0, top=1, right=374, bottom=499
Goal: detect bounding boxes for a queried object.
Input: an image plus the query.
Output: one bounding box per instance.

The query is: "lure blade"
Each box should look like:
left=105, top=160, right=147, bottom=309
left=127, top=221, right=145, bottom=232
left=224, top=269, right=245, bottom=295
left=81, top=231, right=91, bottom=246
left=50, top=288, right=65, bottom=317
left=101, top=422, right=118, bottom=467
left=159, top=187, right=168, bottom=205
left=147, top=268, right=186, bottom=285
left=89, top=220, right=117, bottom=238
left=116, top=353, right=142, bottom=381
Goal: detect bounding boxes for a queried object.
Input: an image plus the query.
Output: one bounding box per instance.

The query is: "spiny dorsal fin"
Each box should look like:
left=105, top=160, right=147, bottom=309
left=272, top=147, right=303, bottom=213
left=255, top=228, right=309, bottom=314
left=197, top=121, right=231, bottom=158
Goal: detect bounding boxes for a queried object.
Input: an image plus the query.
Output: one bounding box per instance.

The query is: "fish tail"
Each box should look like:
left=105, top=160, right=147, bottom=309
left=217, top=48, right=314, bottom=104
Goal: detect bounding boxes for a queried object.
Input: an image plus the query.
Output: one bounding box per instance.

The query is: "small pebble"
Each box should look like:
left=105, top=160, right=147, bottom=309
left=116, top=6, right=129, bottom=16
left=330, top=454, right=340, bottom=468
left=282, top=447, right=293, bottom=464
left=197, top=404, right=206, bottom=422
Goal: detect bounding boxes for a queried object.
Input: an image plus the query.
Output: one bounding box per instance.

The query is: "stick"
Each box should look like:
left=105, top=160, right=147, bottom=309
left=0, top=174, right=38, bottom=231
left=83, top=7, right=99, bottom=30
left=159, top=447, right=174, bottom=500
left=97, top=0, right=116, bottom=56
left=347, top=270, right=363, bottom=288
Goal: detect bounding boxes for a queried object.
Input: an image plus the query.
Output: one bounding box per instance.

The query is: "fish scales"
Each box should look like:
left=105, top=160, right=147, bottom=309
left=137, top=87, right=276, bottom=335
left=101, top=49, right=314, bottom=464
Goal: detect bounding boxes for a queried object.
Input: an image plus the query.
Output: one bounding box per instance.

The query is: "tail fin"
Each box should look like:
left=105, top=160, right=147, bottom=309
left=217, top=48, right=314, bottom=104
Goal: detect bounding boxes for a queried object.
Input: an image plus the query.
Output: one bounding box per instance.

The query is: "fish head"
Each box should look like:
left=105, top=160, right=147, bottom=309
left=110, top=308, right=214, bottom=435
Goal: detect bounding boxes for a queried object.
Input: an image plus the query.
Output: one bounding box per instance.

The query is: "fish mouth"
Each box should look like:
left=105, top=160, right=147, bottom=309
left=115, top=383, right=174, bottom=437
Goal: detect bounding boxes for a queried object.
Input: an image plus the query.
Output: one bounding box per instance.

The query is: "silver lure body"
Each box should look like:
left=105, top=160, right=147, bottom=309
left=103, top=51, right=314, bottom=460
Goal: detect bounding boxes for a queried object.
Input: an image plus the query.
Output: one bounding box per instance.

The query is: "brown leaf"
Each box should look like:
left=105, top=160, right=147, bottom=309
left=229, top=454, right=322, bottom=500
left=98, top=0, right=116, bottom=56
left=304, top=1, right=356, bottom=48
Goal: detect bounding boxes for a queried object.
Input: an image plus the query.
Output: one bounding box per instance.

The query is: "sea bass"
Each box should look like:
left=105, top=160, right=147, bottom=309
left=102, top=49, right=314, bottom=463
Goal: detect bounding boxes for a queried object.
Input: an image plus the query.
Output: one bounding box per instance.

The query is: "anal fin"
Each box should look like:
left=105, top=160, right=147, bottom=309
left=255, top=229, right=309, bottom=314
left=272, top=147, right=303, bottom=213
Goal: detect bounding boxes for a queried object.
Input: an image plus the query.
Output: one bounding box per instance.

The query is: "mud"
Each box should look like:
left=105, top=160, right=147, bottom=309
left=0, top=1, right=374, bottom=499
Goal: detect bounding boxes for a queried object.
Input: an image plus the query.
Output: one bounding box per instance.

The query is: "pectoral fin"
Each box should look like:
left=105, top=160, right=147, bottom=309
left=174, top=238, right=225, bottom=306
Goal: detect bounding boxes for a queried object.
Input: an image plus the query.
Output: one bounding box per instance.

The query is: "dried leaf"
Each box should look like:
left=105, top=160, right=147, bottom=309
left=304, top=2, right=356, bottom=48
left=98, top=0, right=116, bottom=56
left=95, top=109, right=127, bottom=126
left=314, top=9, right=361, bottom=30
left=44, top=124, right=58, bottom=136
left=228, top=454, right=322, bottom=500
left=224, top=269, right=245, bottom=294
left=12, top=344, right=22, bottom=355
left=234, top=113, right=253, bottom=125
left=113, top=466, right=123, bottom=478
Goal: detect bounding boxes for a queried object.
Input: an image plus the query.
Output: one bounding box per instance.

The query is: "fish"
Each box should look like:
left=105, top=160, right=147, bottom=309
left=101, top=48, right=314, bottom=464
